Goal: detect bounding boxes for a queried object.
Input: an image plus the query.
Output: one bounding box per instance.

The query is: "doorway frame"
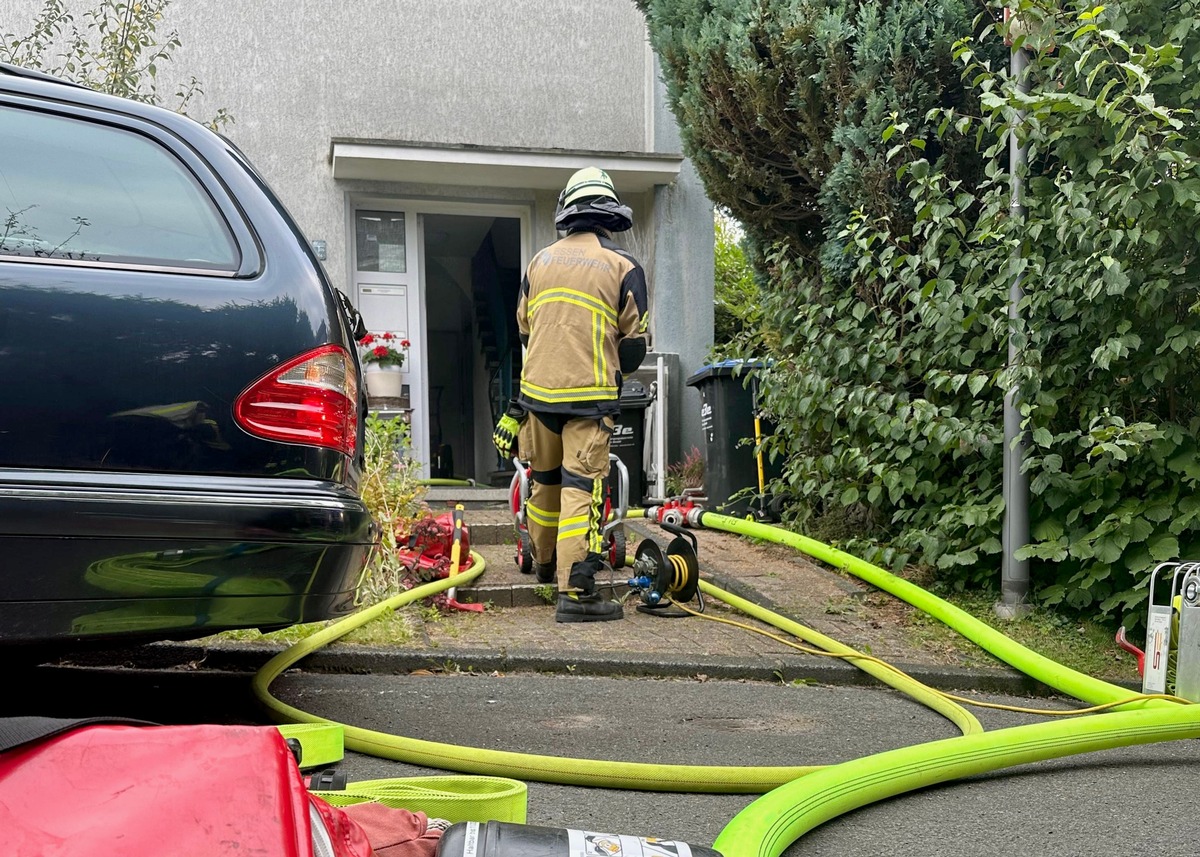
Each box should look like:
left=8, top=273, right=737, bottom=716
left=346, top=194, right=533, bottom=477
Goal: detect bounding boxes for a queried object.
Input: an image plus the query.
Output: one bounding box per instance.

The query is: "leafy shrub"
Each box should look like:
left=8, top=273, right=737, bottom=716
left=666, top=445, right=706, bottom=497
left=884, top=1, right=1200, bottom=625
left=713, top=211, right=762, bottom=347
left=640, top=0, right=1200, bottom=629
left=357, top=414, right=428, bottom=603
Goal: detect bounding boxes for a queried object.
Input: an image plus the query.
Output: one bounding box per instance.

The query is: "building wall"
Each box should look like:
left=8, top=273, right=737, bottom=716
left=161, top=1, right=656, bottom=288
left=652, top=69, right=714, bottom=460
left=169, top=1, right=652, bottom=151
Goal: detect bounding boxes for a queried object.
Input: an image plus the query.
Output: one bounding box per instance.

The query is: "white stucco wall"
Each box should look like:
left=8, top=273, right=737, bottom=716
left=165, top=1, right=656, bottom=286
left=167, top=1, right=653, bottom=153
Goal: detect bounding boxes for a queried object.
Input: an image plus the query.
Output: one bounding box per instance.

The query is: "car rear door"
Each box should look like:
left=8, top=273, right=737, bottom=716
left=0, top=87, right=351, bottom=482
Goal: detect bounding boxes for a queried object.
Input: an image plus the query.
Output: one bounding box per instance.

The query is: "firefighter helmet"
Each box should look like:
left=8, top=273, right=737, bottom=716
left=555, top=166, right=633, bottom=233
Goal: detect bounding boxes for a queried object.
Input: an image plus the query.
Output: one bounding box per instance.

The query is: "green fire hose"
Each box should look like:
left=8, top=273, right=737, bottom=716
left=255, top=556, right=854, bottom=792
left=697, top=511, right=1174, bottom=711
left=712, top=703, right=1200, bottom=857
left=687, top=511, right=1196, bottom=855
left=251, top=508, right=1196, bottom=856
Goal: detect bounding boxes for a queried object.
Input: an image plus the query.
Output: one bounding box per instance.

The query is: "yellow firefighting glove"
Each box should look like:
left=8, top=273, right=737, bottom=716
left=492, top=402, right=524, bottom=459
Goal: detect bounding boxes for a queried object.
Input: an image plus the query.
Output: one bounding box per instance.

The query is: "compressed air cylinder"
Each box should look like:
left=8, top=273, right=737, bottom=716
left=1174, top=568, right=1200, bottom=702
left=435, top=820, right=723, bottom=857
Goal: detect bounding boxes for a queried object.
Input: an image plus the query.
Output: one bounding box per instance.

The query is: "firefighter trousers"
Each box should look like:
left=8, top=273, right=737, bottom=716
left=518, top=411, right=614, bottom=592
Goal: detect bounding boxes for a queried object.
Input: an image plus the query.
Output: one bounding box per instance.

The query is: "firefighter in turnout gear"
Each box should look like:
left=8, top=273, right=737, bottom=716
left=495, top=167, right=649, bottom=622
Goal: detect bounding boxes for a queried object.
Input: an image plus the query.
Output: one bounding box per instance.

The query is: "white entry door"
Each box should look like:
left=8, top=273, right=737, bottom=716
left=352, top=208, right=429, bottom=476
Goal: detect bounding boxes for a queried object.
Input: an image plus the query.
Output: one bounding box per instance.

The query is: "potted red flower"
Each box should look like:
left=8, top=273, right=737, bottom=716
left=359, top=332, right=410, bottom=399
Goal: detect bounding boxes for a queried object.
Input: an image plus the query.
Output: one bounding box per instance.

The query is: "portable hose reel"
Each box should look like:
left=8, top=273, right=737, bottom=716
left=626, top=523, right=703, bottom=618
left=510, top=454, right=630, bottom=576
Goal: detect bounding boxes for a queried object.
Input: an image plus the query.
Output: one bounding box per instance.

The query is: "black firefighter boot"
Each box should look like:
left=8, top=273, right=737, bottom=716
left=556, top=554, right=623, bottom=623
left=555, top=591, right=623, bottom=623
left=531, top=560, right=555, bottom=585
left=531, top=548, right=556, bottom=585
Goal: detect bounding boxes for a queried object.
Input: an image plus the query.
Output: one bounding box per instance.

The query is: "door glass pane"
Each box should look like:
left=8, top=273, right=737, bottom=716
left=355, top=210, right=406, bottom=273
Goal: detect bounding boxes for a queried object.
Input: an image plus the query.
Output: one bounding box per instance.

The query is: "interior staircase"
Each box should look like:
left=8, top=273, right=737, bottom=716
left=470, top=233, right=522, bottom=487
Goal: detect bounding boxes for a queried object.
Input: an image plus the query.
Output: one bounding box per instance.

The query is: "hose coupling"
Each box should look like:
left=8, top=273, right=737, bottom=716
left=660, top=507, right=685, bottom=527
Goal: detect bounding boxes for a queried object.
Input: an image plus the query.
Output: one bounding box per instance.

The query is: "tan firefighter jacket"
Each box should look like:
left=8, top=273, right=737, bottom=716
left=516, top=228, right=649, bottom=417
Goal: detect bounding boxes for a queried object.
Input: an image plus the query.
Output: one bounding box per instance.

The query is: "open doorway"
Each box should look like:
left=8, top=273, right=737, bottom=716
left=423, top=214, right=522, bottom=485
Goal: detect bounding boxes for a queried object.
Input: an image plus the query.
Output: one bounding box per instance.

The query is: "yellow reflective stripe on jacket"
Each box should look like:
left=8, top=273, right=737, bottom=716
left=528, top=288, right=618, bottom=325
left=593, top=311, right=605, bottom=386
left=516, top=231, right=646, bottom=413
left=521, top=379, right=619, bottom=403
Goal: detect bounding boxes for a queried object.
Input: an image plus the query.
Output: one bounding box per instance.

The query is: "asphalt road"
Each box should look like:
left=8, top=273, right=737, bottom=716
left=6, top=663, right=1198, bottom=856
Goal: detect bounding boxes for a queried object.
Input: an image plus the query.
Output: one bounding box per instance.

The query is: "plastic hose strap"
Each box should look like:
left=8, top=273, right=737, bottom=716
left=314, top=775, right=528, bottom=824
left=276, top=723, right=345, bottom=768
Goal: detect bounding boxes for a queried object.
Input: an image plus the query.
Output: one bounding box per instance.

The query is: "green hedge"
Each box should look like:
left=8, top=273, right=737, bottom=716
left=640, top=0, right=1200, bottom=628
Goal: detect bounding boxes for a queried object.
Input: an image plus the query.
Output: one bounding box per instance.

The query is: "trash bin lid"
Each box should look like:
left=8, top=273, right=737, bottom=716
left=686, top=359, right=764, bottom=387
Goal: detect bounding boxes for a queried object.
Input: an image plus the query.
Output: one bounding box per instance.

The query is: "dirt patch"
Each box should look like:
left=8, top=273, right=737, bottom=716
left=626, top=521, right=1000, bottom=670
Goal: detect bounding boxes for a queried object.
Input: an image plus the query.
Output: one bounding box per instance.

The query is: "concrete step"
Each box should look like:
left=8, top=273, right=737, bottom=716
left=453, top=542, right=548, bottom=608
left=425, top=486, right=510, bottom=505
left=418, top=487, right=642, bottom=596
left=450, top=531, right=637, bottom=608
left=423, top=488, right=514, bottom=545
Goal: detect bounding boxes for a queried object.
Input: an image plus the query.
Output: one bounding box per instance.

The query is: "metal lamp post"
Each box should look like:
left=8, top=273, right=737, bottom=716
left=997, top=15, right=1032, bottom=620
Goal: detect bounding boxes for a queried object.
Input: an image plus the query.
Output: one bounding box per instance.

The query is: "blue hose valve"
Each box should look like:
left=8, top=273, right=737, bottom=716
left=628, top=575, right=662, bottom=604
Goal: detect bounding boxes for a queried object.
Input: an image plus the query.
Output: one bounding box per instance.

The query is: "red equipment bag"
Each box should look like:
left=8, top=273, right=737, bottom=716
left=395, top=511, right=472, bottom=577
left=0, top=717, right=373, bottom=857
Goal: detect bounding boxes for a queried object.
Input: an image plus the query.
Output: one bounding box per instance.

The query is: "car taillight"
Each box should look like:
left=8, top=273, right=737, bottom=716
left=234, top=345, right=359, bottom=456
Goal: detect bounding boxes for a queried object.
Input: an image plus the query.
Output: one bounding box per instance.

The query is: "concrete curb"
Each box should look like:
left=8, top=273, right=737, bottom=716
left=52, top=507, right=1139, bottom=699
left=76, top=634, right=1137, bottom=699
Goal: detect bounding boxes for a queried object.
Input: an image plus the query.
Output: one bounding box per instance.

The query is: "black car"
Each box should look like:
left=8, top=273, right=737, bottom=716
left=0, top=64, right=377, bottom=654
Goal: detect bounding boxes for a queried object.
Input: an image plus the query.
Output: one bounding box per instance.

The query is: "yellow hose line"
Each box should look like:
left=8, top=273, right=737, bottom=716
left=715, top=704, right=1200, bottom=857
left=250, top=504, right=1196, bottom=856
left=694, top=581, right=982, bottom=735
left=253, top=552, right=824, bottom=793
left=675, top=598, right=1191, bottom=717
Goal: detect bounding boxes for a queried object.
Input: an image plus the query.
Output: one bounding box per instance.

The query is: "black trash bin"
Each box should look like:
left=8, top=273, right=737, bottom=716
left=608, top=378, right=652, bottom=507
left=686, top=361, right=780, bottom=518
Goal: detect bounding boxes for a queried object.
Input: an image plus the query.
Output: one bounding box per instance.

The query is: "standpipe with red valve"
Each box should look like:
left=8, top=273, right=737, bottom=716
left=446, top=503, right=484, bottom=613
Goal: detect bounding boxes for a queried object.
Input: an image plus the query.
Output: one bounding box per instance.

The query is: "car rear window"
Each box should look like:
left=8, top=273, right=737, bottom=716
left=0, top=105, right=239, bottom=271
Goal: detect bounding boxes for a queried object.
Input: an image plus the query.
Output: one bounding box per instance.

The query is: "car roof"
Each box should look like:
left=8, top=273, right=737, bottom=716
left=0, top=61, right=86, bottom=88
left=0, top=61, right=228, bottom=152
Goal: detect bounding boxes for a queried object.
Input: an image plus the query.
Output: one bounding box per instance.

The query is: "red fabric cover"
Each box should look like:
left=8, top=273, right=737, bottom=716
left=310, top=795, right=376, bottom=857
left=395, top=512, right=473, bottom=577
left=338, top=802, right=442, bottom=857
left=0, top=723, right=372, bottom=857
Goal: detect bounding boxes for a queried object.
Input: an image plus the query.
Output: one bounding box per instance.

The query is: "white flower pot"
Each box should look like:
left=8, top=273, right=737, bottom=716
left=364, top=365, right=404, bottom=399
